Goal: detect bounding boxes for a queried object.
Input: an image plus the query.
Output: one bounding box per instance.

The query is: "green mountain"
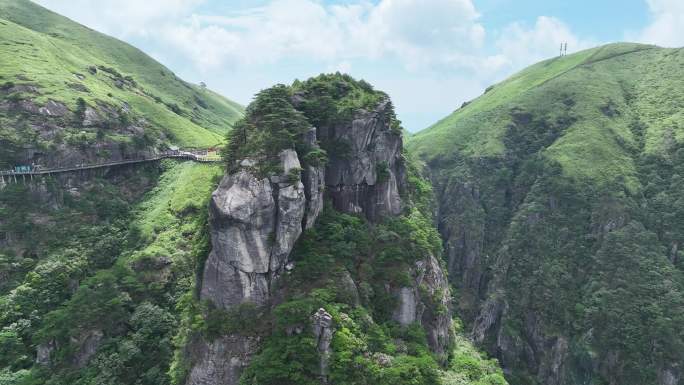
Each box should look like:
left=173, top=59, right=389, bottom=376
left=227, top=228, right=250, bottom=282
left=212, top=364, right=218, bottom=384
left=0, top=0, right=243, bottom=169
left=408, top=43, right=684, bottom=384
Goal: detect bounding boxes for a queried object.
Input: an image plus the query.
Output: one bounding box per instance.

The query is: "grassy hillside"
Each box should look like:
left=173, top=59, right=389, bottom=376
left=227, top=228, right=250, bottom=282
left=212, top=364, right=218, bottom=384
left=410, top=43, right=684, bottom=191
left=0, top=0, right=242, bottom=165
left=408, top=43, right=684, bottom=385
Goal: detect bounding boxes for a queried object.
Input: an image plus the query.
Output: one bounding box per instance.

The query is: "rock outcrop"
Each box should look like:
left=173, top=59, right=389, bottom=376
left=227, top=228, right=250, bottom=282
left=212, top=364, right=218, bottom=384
left=2, top=92, right=164, bottom=170
left=38, top=100, right=68, bottom=117
left=188, top=92, right=450, bottom=385
left=312, top=308, right=334, bottom=383
left=320, top=99, right=406, bottom=222
left=71, top=329, right=103, bottom=369
left=436, top=180, right=486, bottom=321
left=188, top=150, right=313, bottom=385
left=186, top=335, right=259, bottom=385
left=200, top=149, right=307, bottom=309
left=659, top=365, right=681, bottom=385
left=302, top=127, right=325, bottom=229
left=189, top=142, right=330, bottom=385
left=35, top=339, right=56, bottom=366
left=392, top=254, right=453, bottom=360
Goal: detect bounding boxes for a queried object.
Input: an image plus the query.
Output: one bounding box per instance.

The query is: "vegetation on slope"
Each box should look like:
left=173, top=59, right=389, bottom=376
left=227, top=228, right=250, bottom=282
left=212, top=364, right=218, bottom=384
left=0, top=0, right=243, bottom=168
left=408, top=43, right=684, bottom=385
left=0, top=1, right=246, bottom=384
left=235, top=201, right=507, bottom=385
left=441, top=323, right=507, bottom=385
left=410, top=43, right=663, bottom=190
left=0, top=161, right=223, bottom=385
left=0, top=2, right=243, bottom=382
left=224, top=73, right=395, bottom=175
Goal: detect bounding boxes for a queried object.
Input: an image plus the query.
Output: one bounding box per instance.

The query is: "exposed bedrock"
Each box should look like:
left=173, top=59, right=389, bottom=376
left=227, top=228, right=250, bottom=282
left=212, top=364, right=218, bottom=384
left=189, top=149, right=320, bottom=385
left=320, top=99, right=406, bottom=222
left=200, top=149, right=321, bottom=310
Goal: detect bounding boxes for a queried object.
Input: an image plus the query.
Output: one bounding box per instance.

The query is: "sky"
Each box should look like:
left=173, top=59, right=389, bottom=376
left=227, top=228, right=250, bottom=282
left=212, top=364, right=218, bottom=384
left=34, top=0, right=684, bottom=132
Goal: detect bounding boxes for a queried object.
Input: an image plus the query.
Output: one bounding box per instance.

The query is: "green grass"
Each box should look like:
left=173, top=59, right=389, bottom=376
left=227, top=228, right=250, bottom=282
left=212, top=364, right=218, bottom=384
left=409, top=45, right=602, bottom=157
left=440, top=324, right=508, bottom=385
left=408, top=42, right=682, bottom=191
left=0, top=0, right=243, bottom=148
left=131, top=160, right=222, bottom=266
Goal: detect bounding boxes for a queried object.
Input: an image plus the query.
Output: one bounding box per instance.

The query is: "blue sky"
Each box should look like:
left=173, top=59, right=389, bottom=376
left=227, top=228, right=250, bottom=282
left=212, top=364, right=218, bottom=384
left=35, top=0, right=684, bottom=131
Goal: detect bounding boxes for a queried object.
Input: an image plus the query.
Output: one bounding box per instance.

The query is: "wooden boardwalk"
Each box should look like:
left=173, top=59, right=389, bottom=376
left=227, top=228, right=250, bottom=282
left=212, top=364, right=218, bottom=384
left=0, top=150, right=222, bottom=184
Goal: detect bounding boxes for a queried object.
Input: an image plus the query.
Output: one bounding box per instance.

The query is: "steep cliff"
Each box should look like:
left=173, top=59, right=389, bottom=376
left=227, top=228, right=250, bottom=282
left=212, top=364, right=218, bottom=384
left=409, top=43, right=684, bottom=385
left=317, top=98, right=405, bottom=221
left=200, top=149, right=309, bottom=310
left=187, top=147, right=314, bottom=385
left=183, top=74, right=462, bottom=385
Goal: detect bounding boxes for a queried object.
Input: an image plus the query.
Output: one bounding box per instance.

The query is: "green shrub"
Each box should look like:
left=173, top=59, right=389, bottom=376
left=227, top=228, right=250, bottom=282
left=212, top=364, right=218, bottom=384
left=203, top=302, right=264, bottom=339
left=286, top=167, right=302, bottom=184
left=302, top=148, right=328, bottom=167
left=376, top=162, right=390, bottom=183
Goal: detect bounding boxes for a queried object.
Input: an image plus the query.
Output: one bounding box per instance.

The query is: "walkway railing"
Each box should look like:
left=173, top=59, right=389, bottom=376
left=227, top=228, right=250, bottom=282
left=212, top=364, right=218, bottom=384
left=0, top=149, right=223, bottom=179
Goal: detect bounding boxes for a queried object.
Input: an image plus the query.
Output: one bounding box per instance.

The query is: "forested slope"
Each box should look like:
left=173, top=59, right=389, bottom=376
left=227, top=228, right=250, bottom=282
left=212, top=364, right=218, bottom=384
left=409, top=43, right=684, bottom=385
left=0, top=1, right=244, bottom=383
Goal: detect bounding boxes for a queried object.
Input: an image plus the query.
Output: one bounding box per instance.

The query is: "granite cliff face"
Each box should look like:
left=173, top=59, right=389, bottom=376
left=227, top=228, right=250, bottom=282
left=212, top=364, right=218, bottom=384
left=188, top=148, right=319, bottom=385
left=320, top=99, right=405, bottom=222
left=186, top=81, right=453, bottom=384
left=200, top=149, right=310, bottom=310
left=391, top=253, right=452, bottom=358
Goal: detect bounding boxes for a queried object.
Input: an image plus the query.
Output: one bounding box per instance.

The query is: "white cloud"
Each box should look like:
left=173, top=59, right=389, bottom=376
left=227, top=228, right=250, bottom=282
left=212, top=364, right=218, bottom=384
left=494, top=16, right=595, bottom=74
left=33, top=0, right=592, bottom=130
left=35, top=0, right=202, bottom=37
left=161, top=0, right=351, bottom=70
left=33, top=0, right=585, bottom=79
left=156, top=0, right=488, bottom=71
left=365, top=0, right=485, bottom=68
left=636, top=0, right=684, bottom=47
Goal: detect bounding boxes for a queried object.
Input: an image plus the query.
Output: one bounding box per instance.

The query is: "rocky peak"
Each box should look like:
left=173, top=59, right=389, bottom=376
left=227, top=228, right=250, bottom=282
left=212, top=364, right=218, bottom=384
left=188, top=76, right=448, bottom=385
